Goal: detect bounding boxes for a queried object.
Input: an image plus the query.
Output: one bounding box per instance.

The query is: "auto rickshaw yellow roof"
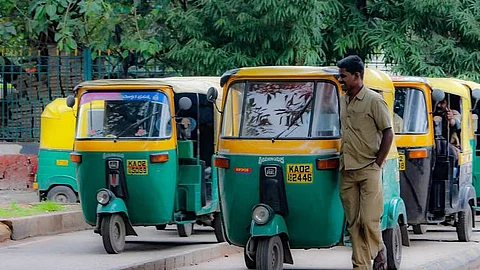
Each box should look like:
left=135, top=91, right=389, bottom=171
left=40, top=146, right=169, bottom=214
left=453, top=78, right=480, bottom=91
left=221, top=66, right=393, bottom=92
left=42, top=98, right=77, bottom=119
left=74, top=77, right=222, bottom=95
left=391, top=76, right=470, bottom=98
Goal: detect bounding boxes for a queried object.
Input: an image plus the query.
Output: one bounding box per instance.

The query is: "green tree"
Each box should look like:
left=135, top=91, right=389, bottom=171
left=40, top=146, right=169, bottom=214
left=0, top=0, right=479, bottom=81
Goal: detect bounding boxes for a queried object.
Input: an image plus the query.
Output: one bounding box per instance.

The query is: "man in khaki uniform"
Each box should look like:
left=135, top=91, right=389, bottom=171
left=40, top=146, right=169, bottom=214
left=337, top=56, right=394, bottom=270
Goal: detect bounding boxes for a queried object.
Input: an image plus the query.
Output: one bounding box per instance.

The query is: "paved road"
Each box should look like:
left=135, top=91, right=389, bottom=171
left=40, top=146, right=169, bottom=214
left=180, top=224, right=480, bottom=270
left=0, top=225, right=220, bottom=270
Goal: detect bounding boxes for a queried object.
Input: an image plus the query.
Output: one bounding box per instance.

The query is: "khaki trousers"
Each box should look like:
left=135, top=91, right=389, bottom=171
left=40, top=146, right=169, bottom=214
left=340, top=163, right=384, bottom=270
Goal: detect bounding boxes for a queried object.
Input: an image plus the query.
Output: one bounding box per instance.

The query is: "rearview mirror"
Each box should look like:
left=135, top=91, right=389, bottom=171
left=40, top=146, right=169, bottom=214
left=178, top=97, right=192, bottom=111
left=432, top=89, right=445, bottom=103
left=206, top=87, right=218, bottom=103
left=66, top=95, right=75, bottom=108
left=472, top=89, right=480, bottom=100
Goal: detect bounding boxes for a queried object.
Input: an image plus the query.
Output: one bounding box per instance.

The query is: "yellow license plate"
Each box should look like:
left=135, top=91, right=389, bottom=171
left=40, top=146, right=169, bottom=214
left=286, top=164, right=313, bottom=183
left=398, top=154, right=405, bottom=171
left=126, top=159, right=148, bottom=175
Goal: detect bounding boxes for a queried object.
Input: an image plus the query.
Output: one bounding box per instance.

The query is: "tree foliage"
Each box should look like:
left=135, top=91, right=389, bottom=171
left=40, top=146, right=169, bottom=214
left=0, top=0, right=479, bottom=81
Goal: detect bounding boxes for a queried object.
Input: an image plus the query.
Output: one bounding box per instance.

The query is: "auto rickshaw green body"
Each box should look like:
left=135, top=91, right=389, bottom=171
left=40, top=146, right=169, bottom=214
left=212, top=66, right=408, bottom=270
left=34, top=98, right=78, bottom=203
left=69, top=77, right=225, bottom=254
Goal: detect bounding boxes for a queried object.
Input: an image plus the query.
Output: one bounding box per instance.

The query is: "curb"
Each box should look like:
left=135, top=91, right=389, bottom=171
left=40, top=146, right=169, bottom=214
left=113, top=242, right=242, bottom=270
left=0, top=210, right=92, bottom=240
left=409, top=243, right=480, bottom=270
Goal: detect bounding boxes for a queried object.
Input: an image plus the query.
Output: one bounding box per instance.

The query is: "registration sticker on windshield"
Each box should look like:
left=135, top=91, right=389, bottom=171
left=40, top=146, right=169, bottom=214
left=286, top=164, right=313, bottom=183
left=127, top=159, right=148, bottom=175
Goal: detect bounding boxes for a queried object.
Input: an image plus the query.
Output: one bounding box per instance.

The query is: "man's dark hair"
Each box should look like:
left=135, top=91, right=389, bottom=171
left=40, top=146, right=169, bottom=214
left=336, top=55, right=365, bottom=79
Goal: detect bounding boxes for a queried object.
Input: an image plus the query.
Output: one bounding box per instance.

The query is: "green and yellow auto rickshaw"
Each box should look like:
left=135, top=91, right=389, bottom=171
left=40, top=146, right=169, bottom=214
left=34, top=98, right=78, bottom=203
left=392, top=76, right=477, bottom=240
left=66, top=77, right=225, bottom=254
left=209, top=66, right=408, bottom=270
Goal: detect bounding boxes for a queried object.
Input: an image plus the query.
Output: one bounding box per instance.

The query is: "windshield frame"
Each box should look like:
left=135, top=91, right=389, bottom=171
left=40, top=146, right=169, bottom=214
left=220, top=79, right=341, bottom=140
left=75, top=89, right=173, bottom=141
left=393, top=86, right=429, bottom=135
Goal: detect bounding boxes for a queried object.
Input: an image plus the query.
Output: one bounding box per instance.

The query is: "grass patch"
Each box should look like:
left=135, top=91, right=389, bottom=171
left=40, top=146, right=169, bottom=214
left=0, top=201, right=66, bottom=218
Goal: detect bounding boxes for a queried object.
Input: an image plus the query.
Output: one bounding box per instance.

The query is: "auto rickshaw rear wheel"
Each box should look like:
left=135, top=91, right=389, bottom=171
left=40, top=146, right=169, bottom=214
left=47, top=186, right=77, bottom=203
left=456, top=205, right=473, bottom=242
left=177, top=223, right=194, bottom=237
left=256, top=236, right=284, bottom=270
left=101, top=214, right=126, bottom=254
left=412, top=224, right=427, bottom=234
left=383, top=225, right=402, bottom=270
left=213, top=212, right=226, bottom=242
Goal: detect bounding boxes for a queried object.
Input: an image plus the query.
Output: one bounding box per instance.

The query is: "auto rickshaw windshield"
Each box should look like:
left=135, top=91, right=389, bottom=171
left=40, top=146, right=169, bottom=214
left=76, top=91, right=172, bottom=139
left=394, top=87, right=429, bottom=134
left=221, top=80, right=340, bottom=139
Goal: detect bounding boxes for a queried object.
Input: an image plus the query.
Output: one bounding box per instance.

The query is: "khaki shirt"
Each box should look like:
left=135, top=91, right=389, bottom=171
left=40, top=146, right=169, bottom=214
left=340, top=86, right=392, bottom=170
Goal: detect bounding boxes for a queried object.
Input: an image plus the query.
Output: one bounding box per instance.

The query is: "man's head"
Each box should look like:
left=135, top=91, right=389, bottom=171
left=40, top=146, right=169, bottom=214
left=336, top=55, right=365, bottom=96
left=436, top=98, right=448, bottom=114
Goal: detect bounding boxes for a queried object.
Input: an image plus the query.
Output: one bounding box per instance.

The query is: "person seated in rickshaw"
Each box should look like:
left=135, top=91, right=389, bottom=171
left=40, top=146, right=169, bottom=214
left=433, top=98, right=461, bottom=174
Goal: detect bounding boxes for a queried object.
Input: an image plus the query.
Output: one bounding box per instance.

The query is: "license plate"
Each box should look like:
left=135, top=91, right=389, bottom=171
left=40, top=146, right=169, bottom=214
left=398, top=154, right=405, bottom=171
left=286, top=164, right=313, bottom=183
left=126, top=159, right=148, bottom=175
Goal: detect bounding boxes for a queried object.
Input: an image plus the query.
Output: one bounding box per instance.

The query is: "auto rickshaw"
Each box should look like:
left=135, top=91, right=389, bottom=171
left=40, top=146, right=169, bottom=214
left=34, top=98, right=78, bottom=203
left=209, top=66, right=408, bottom=270
left=66, top=77, right=226, bottom=254
left=453, top=79, right=480, bottom=203
left=391, top=76, right=477, bottom=240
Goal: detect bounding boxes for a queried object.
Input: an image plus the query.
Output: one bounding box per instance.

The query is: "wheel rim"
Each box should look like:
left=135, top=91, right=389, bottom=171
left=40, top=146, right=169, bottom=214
left=111, top=216, right=125, bottom=251
left=272, top=242, right=280, bottom=269
left=55, top=194, right=68, bottom=203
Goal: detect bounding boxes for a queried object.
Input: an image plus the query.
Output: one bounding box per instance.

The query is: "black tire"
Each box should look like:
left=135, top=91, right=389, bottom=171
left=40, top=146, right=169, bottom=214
left=457, top=205, right=473, bottom=242
left=177, top=223, right=193, bottom=237
left=101, top=214, right=126, bottom=254
left=383, top=225, right=402, bottom=270
left=412, top=224, right=427, bottom=235
left=244, top=247, right=256, bottom=269
left=47, top=186, right=77, bottom=203
left=213, top=212, right=226, bottom=243
left=155, top=224, right=167, bottom=230
left=256, top=236, right=284, bottom=270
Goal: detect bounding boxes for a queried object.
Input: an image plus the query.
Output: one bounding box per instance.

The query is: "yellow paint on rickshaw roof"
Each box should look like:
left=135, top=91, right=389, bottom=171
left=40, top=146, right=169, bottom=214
left=391, top=76, right=471, bottom=99
left=41, top=98, right=77, bottom=119
left=75, top=76, right=222, bottom=95
left=453, top=78, right=480, bottom=91
left=363, top=68, right=395, bottom=93
left=426, top=78, right=471, bottom=99
left=231, top=66, right=337, bottom=77
left=40, top=98, right=76, bottom=150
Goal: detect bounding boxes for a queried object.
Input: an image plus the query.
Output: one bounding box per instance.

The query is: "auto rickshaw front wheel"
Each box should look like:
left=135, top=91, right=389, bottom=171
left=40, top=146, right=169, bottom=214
left=177, top=223, right=194, bottom=237
left=155, top=224, right=167, bottom=230
left=101, top=214, right=126, bottom=254
left=213, top=212, right=226, bottom=243
left=256, top=236, right=284, bottom=270
left=383, top=225, right=402, bottom=270
left=47, top=186, right=77, bottom=203
left=456, top=205, right=473, bottom=242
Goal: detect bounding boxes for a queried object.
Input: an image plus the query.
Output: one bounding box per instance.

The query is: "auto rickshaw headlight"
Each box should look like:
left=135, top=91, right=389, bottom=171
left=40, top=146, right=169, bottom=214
left=96, top=189, right=112, bottom=205
left=252, top=204, right=274, bottom=225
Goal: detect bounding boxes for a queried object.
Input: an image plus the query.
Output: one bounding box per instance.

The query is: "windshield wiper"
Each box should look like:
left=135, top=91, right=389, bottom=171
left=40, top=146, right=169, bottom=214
left=271, top=98, right=312, bottom=142
left=113, top=111, right=159, bottom=139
